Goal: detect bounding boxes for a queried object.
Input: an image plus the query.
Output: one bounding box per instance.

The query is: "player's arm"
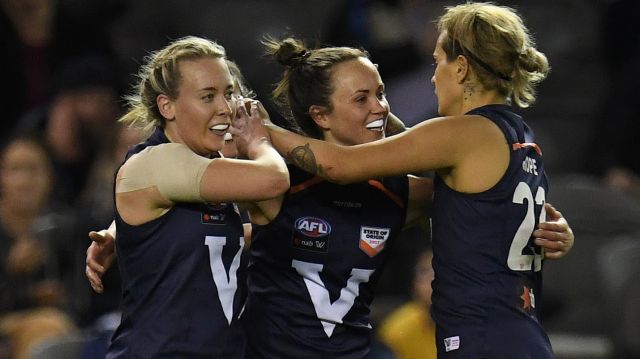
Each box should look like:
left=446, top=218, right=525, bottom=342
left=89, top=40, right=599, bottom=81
left=266, top=114, right=498, bottom=187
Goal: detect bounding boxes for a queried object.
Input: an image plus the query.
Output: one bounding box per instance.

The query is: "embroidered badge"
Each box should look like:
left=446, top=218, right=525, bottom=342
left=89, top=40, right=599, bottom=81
left=292, top=216, right=331, bottom=253
left=359, top=226, right=390, bottom=257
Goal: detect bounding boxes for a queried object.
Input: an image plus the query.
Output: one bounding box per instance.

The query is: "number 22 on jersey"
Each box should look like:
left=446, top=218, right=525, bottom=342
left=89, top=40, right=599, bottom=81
left=508, top=182, right=545, bottom=272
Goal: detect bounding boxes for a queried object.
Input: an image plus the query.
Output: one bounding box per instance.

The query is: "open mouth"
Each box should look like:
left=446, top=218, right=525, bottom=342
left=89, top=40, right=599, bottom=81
left=365, top=119, right=385, bottom=132
left=223, top=132, right=233, bottom=141
left=209, top=123, right=230, bottom=135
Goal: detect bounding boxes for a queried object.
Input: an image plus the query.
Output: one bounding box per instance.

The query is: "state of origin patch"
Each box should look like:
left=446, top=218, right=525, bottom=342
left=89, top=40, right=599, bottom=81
left=201, top=203, right=228, bottom=225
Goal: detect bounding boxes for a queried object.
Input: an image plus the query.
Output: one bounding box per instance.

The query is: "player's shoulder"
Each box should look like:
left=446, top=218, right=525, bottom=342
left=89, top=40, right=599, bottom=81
left=124, top=143, right=194, bottom=167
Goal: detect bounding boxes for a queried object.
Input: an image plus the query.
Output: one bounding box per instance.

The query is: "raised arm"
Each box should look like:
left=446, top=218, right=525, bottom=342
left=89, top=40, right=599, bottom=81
left=266, top=114, right=503, bottom=188
left=200, top=102, right=289, bottom=203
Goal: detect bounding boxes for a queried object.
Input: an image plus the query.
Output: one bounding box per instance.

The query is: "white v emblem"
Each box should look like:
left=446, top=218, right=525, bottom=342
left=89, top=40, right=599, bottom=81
left=292, top=259, right=374, bottom=337
left=205, top=236, right=244, bottom=324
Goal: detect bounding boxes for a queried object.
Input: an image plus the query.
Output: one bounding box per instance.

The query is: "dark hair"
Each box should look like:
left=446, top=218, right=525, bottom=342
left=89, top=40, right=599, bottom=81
left=263, top=37, right=368, bottom=139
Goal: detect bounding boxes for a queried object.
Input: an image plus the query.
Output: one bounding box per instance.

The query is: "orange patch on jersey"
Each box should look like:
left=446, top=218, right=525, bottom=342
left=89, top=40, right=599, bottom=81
left=367, top=180, right=404, bottom=208
left=512, top=142, right=542, bottom=156
left=289, top=176, right=324, bottom=194
left=520, top=285, right=532, bottom=311
left=359, top=239, right=384, bottom=257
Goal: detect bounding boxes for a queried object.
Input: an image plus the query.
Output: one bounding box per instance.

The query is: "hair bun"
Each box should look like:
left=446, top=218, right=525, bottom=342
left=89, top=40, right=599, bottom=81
left=518, top=47, right=538, bottom=73
left=275, top=38, right=310, bottom=67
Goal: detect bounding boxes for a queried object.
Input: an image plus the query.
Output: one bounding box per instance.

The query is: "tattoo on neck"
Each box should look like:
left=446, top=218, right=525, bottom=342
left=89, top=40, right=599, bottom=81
left=287, top=144, right=324, bottom=176
left=463, top=82, right=476, bottom=101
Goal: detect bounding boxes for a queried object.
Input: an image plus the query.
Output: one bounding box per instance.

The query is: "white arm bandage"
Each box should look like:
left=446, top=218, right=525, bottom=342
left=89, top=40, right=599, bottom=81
left=116, top=143, right=213, bottom=203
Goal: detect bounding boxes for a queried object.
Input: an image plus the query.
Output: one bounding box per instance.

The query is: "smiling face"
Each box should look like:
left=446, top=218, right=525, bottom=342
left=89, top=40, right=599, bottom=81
left=319, top=57, right=390, bottom=146
left=162, top=57, right=234, bottom=156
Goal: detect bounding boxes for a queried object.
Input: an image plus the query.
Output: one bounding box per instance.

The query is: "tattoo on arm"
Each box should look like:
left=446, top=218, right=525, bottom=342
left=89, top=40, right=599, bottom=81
left=287, top=144, right=325, bottom=176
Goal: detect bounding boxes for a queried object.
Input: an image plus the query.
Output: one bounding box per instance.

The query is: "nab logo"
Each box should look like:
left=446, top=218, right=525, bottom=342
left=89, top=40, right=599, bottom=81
left=295, top=217, right=331, bottom=237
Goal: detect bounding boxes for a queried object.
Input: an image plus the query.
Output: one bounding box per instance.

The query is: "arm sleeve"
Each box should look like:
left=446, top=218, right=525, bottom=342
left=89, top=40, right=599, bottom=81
left=115, top=143, right=213, bottom=203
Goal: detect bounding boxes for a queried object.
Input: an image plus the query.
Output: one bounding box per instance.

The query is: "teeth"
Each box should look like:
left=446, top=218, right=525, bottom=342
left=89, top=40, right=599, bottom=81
left=365, top=119, right=385, bottom=129
left=224, top=132, right=233, bottom=141
left=210, top=124, right=230, bottom=131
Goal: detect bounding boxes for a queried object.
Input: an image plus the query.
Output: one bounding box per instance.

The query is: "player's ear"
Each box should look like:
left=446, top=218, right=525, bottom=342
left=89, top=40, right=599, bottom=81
left=309, top=105, right=330, bottom=130
left=157, top=94, right=175, bottom=121
left=456, top=55, right=470, bottom=84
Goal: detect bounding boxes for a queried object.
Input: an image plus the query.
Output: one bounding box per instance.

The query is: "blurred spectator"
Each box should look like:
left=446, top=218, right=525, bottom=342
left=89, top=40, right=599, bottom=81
left=377, top=247, right=436, bottom=359
left=325, top=0, right=438, bottom=126
left=15, top=56, right=124, bottom=205
left=71, top=124, right=144, bottom=328
left=383, top=0, right=438, bottom=127
left=325, top=0, right=423, bottom=80
left=0, top=135, right=79, bottom=359
left=0, top=0, right=122, bottom=143
left=590, top=0, right=640, bottom=197
left=76, top=124, right=145, bottom=231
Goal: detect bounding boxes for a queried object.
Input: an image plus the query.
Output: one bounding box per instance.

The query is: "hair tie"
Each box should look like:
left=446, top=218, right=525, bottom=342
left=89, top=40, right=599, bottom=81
left=454, top=40, right=511, bottom=81
left=290, top=50, right=310, bottom=67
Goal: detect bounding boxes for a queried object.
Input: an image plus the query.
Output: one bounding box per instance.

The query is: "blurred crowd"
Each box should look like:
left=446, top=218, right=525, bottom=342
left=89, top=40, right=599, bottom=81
left=0, top=0, right=638, bottom=358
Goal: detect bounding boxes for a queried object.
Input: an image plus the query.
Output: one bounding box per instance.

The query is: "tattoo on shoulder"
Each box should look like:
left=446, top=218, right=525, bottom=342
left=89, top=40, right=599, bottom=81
left=287, top=144, right=324, bottom=176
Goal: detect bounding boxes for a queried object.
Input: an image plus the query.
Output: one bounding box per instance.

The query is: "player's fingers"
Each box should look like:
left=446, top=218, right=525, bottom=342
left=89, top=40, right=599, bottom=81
left=532, top=228, right=564, bottom=242
left=543, top=203, right=562, bottom=220
left=543, top=249, right=565, bottom=260
left=534, top=238, right=564, bottom=251
left=88, top=231, right=107, bottom=244
left=85, top=267, right=104, bottom=293
left=86, top=255, right=106, bottom=275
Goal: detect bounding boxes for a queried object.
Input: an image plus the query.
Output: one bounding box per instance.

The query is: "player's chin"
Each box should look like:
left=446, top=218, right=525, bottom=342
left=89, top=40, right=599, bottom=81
left=366, top=131, right=385, bottom=143
left=204, top=137, right=225, bottom=154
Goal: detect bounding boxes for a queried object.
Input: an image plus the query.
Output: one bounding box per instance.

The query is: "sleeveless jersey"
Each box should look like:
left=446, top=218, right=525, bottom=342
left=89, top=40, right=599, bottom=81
left=431, top=104, right=552, bottom=358
left=243, top=165, right=409, bottom=359
left=108, top=128, right=247, bottom=358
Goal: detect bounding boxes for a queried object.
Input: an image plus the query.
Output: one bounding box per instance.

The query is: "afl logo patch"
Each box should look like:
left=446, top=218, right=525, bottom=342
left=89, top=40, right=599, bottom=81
left=292, top=217, right=331, bottom=253
left=294, top=217, right=331, bottom=237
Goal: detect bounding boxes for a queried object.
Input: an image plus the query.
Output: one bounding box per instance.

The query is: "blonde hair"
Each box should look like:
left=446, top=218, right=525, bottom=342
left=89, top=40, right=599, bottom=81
left=226, top=59, right=255, bottom=99
left=437, top=2, right=549, bottom=108
left=120, top=36, right=227, bottom=132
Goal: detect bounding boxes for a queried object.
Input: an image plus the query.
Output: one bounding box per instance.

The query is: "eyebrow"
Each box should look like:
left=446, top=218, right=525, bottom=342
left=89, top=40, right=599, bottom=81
left=200, top=84, right=234, bottom=92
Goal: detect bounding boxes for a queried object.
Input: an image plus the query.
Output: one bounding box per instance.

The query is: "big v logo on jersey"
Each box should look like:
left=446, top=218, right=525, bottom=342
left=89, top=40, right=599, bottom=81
left=292, top=216, right=331, bottom=253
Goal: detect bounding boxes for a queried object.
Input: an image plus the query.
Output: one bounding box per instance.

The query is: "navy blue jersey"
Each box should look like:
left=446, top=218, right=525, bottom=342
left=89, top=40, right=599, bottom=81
left=431, top=105, right=552, bottom=358
left=108, top=128, right=247, bottom=358
left=243, top=165, right=409, bottom=359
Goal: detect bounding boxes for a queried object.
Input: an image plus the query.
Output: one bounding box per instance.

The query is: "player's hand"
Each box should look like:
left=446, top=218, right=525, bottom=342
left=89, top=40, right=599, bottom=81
left=230, top=100, right=271, bottom=158
left=85, top=230, right=116, bottom=293
left=534, top=203, right=574, bottom=259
